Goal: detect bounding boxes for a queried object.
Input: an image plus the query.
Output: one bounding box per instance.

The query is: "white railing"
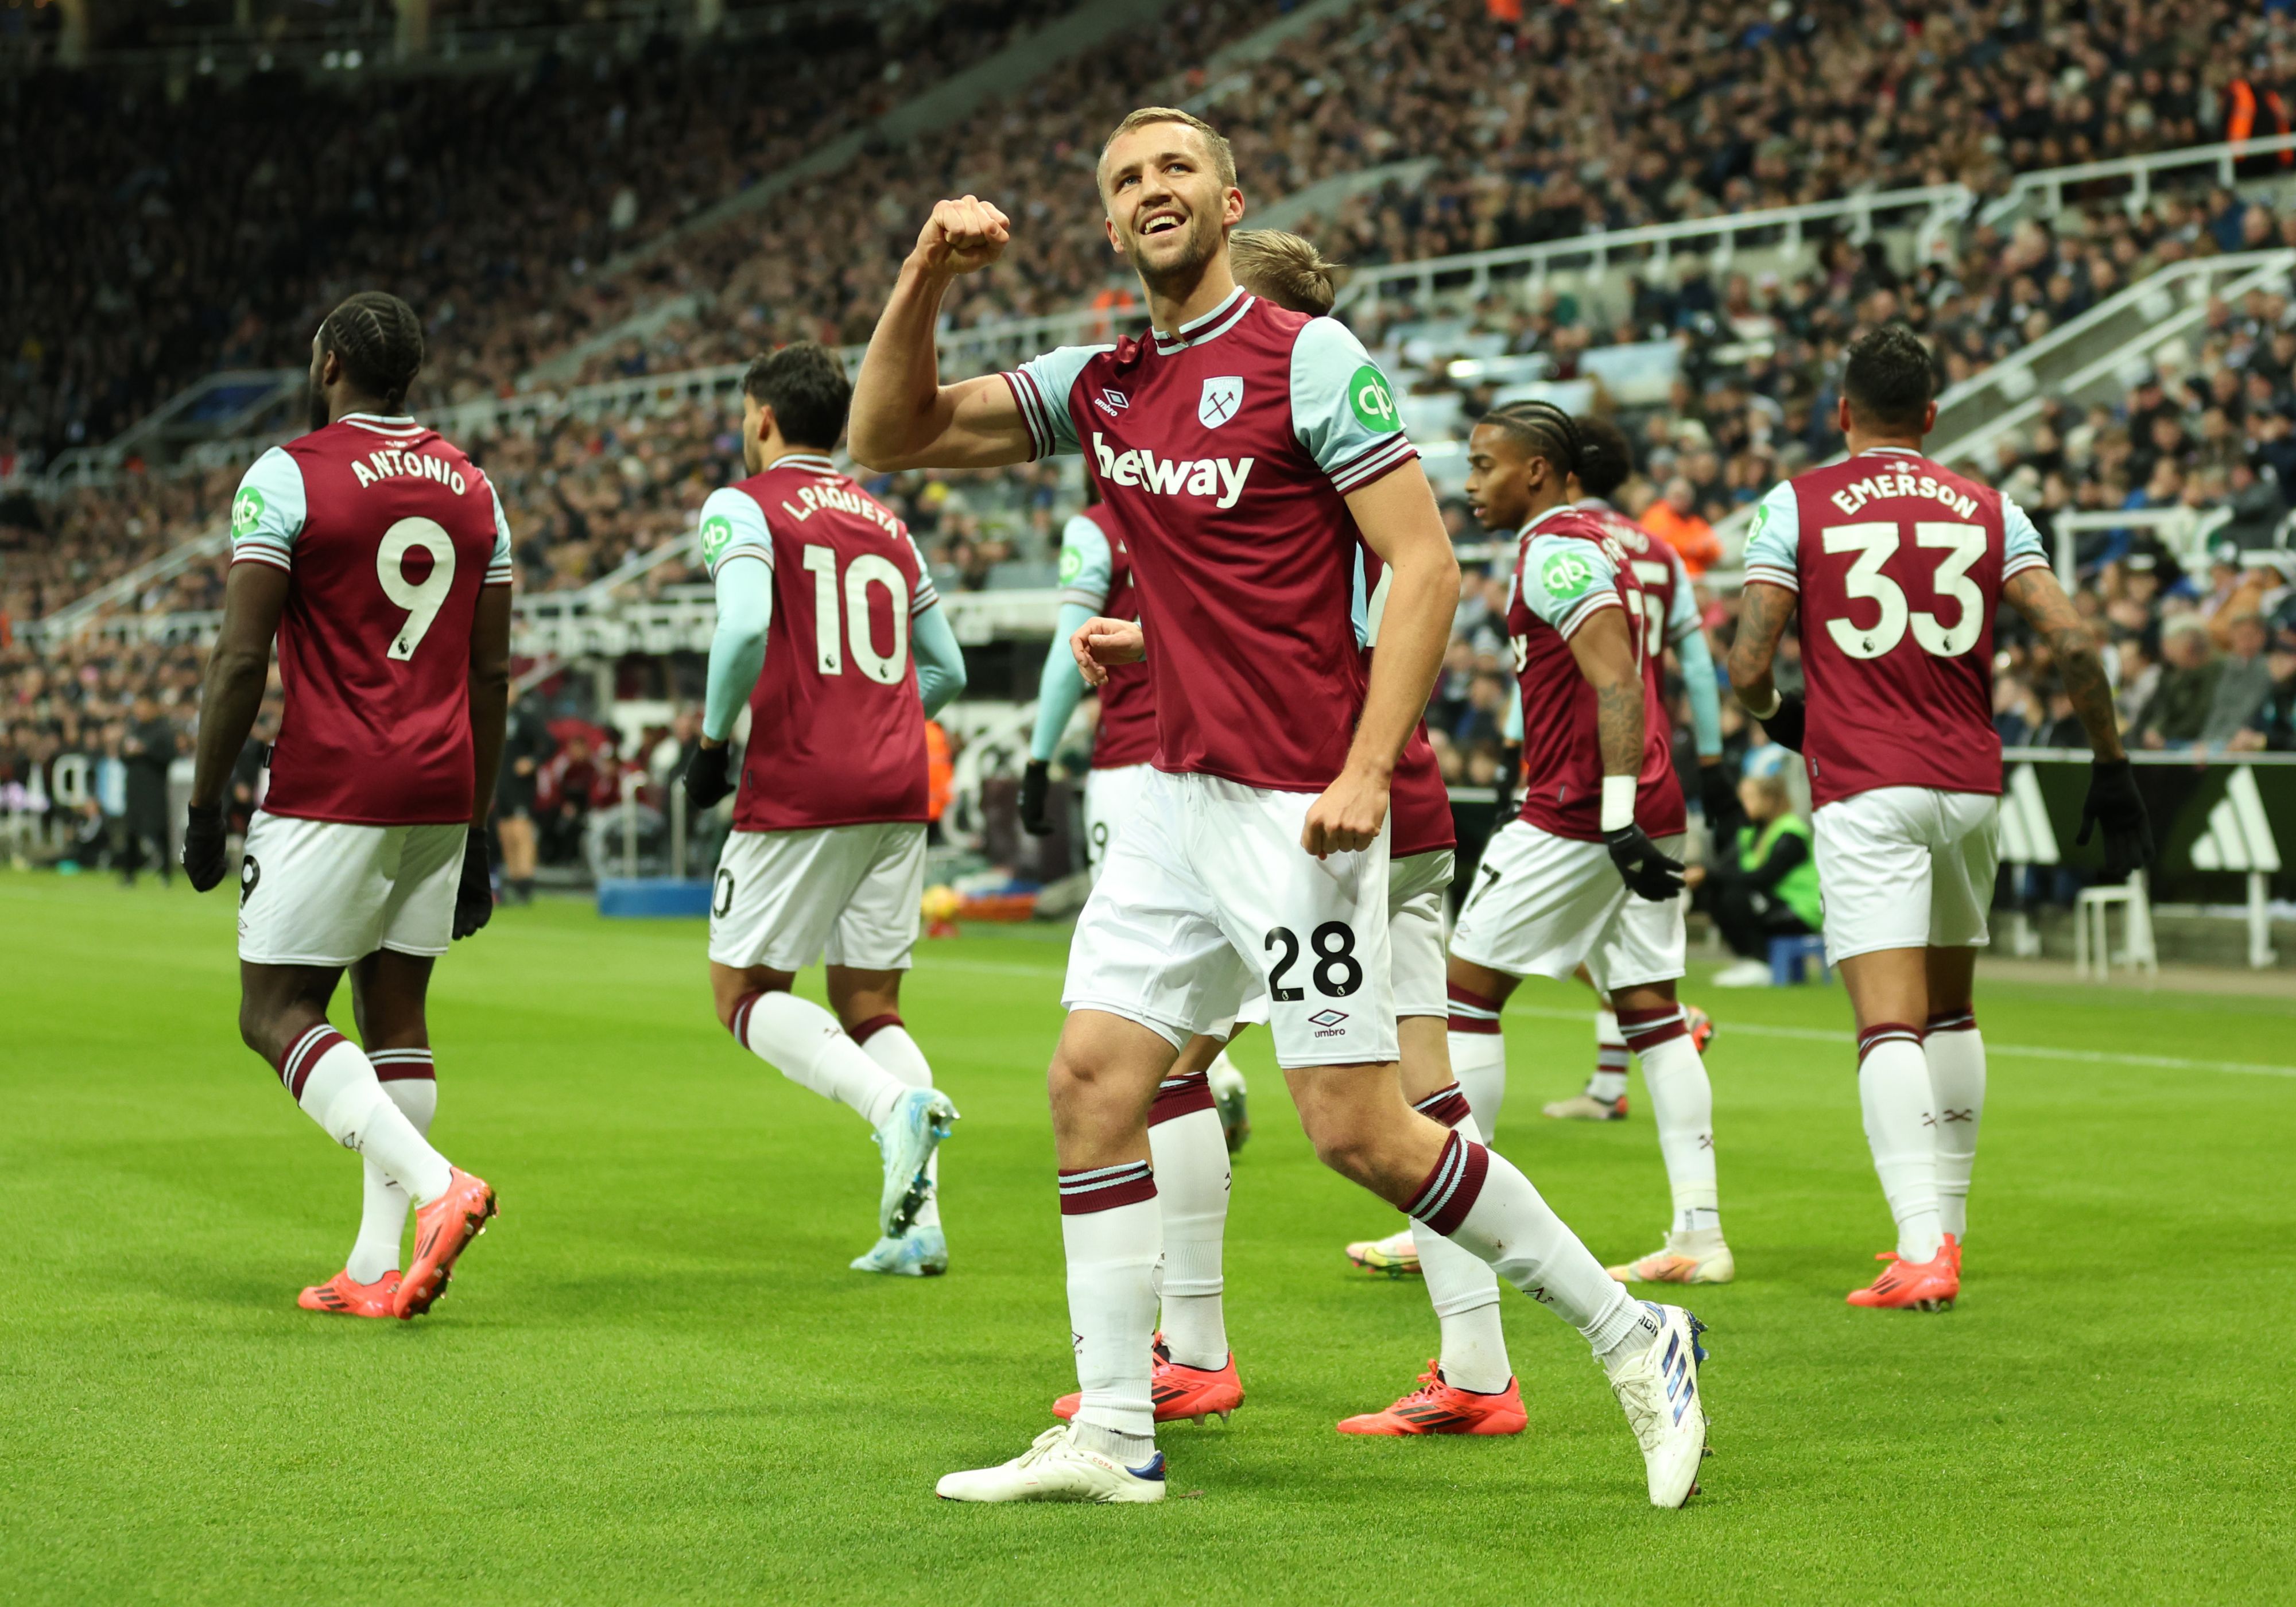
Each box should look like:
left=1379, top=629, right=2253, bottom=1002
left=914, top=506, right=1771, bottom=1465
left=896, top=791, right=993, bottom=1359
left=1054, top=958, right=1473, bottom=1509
left=1981, top=133, right=2296, bottom=225
left=25, top=523, right=231, bottom=641
left=2043, top=506, right=2238, bottom=588
left=1334, top=184, right=1976, bottom=309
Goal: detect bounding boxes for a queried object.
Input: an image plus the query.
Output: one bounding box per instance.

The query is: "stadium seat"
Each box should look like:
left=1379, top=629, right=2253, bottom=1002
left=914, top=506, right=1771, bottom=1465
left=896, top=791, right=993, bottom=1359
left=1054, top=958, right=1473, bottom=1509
left=2074, top=872, right=2160, bottom=980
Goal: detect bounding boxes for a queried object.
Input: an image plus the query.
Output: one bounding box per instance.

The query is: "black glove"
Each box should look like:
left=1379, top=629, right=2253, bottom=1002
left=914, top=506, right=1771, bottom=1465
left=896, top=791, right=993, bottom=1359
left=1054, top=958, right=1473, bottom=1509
left=682, top=742, right=734, bottom=811
left=1019, top=759, right=1053, bottom=836
left=181, top=804, right=227, bottom=892
left=2077, top=757, right=2155, bottom=880
left=1699, top=761, right=1742, bottom=840
left=1606, top=822, right=1688, bottom=902
left=1491, top=741, right=1522, bottom=823
left=451, top=828, right=494, bottom=940
left=1759, top=692, right=1806, bottom=753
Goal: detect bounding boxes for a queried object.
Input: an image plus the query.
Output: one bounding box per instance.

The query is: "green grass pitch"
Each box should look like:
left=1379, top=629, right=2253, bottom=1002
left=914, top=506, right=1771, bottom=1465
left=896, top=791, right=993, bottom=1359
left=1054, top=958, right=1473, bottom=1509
left=3, top=869, right=2293, bottom=1605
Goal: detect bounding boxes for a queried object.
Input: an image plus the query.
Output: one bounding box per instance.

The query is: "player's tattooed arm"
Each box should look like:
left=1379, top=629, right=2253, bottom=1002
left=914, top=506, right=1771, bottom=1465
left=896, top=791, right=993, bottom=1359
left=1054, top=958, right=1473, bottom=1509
left=2003, top=568, right=2125, bottom=761
left=466, top=586, right=513, bottom=826
left=1567, top=609, right=1647, bottom=778
left=848, top=197, right=1036, bottom=470
left=1725, top=580, right=1798, bottom=713
left=188, top=560, right=290, bottom=810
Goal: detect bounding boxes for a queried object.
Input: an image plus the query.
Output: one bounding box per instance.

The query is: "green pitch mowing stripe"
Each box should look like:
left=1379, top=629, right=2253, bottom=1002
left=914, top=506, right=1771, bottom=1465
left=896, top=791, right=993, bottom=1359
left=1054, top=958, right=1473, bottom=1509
left=2, top=871, right=2292, bottom=1605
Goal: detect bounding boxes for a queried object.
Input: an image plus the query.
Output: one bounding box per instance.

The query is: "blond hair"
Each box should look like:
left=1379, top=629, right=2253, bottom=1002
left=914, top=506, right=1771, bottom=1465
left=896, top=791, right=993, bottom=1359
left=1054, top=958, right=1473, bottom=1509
left=1228, top=229, right=1342, bottom=316
left=1097, top=106, right=1238, bottom=193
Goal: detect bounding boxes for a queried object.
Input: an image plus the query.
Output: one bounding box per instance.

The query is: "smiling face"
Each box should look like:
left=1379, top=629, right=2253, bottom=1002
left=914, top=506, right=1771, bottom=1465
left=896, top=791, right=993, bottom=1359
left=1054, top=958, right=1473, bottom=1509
left=1099, top=121, right=1243, bottom=294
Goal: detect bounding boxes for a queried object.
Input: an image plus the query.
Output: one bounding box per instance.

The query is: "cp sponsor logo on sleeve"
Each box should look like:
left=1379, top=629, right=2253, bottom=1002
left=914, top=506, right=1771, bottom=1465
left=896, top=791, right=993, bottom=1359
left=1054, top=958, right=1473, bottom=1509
left=1058, top=544, right=1084, bottom=584
left=1348, top=364, right=1400, bottom=433
left=1747, top=503, right=1770, bottom=545
left=699, top=515, right=733, bottom=567
left=1199, top=376, right=1243, bottom=429
left=231, top=489, right=265, bottom=538
left=1539, top=549, right=1597, bottom=600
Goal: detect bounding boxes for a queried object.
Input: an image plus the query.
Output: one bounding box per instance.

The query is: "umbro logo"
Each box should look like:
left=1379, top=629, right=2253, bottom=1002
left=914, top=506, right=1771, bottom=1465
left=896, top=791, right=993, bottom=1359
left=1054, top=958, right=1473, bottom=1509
left=1308, top=1010, right=1348, bottom=1028
left=1094, top=387, right=1131, bottom=418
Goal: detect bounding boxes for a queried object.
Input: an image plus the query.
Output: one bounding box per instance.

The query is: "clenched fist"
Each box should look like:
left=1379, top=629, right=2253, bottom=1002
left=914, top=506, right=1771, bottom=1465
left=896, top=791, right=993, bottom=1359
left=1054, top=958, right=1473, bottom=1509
left=915, top=195, right=1012, bottom=277
left=1069, top=616, right=1145, bottom=688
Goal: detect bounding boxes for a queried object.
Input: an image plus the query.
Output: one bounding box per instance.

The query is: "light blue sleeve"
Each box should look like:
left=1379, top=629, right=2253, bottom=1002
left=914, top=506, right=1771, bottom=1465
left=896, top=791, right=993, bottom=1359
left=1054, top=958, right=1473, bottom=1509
left=1005, top=346, right=1109, bottom=460
left=1740, top=480, right=1801, bottom=590
left=228, top=448, right=307, bottom=572
left=1056, top=514, right=1114, bottom=610
left=697, top=486, right=771, bottom=579
left=702, top=552, right=771, bottom=743
left=911, top=601, right=967, bottom=720
left=1289, top=317, right=1418, bottom=494
left=1676, top=622, right=1723, bottom=758
left=2001, top=494, right=2050, bottom=578
left=1030, top=602, right=1100, bottom=763
left=1501, top=689, right=1523, bottom=743
left=483, top=478, right=515, bottom=587
left=1519, top=533, right=1623, bottom=638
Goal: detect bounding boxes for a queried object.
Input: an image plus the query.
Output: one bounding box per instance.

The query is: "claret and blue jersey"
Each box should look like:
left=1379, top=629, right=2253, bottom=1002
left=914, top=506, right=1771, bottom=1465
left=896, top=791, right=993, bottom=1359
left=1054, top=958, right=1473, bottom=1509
left=1741, top=447, right=2050, bottom=808
left=1002, top=289, right=1420, bottom=793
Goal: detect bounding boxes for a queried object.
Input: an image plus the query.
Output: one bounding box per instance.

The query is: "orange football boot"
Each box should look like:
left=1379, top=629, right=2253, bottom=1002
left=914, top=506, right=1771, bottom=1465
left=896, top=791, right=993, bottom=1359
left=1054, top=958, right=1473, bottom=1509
left=1336, top=1363, right=1527, bottom=1435
left=1942, top=1232, right=1963, bottom=1276
left=394, top=1167, right=497, bottom=1319
left=1845, top=1242, right=1960, bottom=1311
left=1682, top=1002, right=1715, bottom=1053
left=298, top=1269, right=401, bottom=1318
left=1052, top=1336, right=1245, bottom=1426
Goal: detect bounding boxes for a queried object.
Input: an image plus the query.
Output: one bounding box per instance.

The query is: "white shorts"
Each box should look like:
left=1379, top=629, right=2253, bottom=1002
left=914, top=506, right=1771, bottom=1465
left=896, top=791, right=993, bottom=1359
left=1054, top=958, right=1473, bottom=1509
left=1449, top=819, right=1686, bottom=992
left=237, top=810, right=464, bottom=968
left=1081, top=762, right=1154, bottom=886
left=1231, top=847, right=1455, bottom=1029
left=709, top=821, right=926, bottom=973
left=1812, top=787, right=1998, bottom=963
left=1064, top=768, right=1397, bottom=1068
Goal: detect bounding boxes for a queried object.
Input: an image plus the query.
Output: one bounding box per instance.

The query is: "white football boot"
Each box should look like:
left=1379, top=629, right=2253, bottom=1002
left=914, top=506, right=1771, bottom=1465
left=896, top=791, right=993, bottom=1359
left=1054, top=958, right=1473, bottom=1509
left=1607, top=1232, right=1735, bottom=1285
left=1344, top=1225, right=1421, bottom=1276
left=1604, top=1302, right=1711, bottom=1507
left=872, top=1088, right=957, bottom=1238
left=851, top=1224, right=948, bottom=1276
left=936, top=1424, right=1166, bottom=1504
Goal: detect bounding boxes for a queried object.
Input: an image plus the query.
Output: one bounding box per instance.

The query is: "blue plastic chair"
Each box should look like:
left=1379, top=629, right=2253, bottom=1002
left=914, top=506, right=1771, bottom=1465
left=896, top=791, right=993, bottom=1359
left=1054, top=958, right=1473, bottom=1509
left=1768, top=933, right=1831, bottom=985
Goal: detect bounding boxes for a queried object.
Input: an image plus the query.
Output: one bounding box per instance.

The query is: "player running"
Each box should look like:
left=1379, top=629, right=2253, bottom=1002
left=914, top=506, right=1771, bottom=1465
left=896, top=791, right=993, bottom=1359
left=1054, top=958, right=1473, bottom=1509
left=1033, top=227, right=1523, bottom=1438
left=1436, top=402, right=1734, bottom=1288
left=851, top=111, right=1708, bottom=1507
left=1728, top=324, right=2152, bottom=1310
left=181, top=292, right=505, bottom=1321
left=678, top=343, right=968, bottom=1278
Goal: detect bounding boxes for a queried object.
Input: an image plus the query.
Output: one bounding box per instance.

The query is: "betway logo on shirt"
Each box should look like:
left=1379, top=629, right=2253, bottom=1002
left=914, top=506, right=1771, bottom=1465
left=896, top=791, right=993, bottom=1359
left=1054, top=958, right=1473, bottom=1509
left=1092, top=432, right=1254, bottom=510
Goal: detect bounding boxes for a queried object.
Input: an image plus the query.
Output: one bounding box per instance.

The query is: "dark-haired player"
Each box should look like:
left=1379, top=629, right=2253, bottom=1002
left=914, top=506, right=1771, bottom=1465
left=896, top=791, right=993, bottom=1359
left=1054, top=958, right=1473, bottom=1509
left=1730, top=323, right=2150, bottom=1310
left=1542, top=416, right=1725, bottom=1136
left=181, top=291, right=506, bottom=1321
left=1444, top=402, right=1735, bottom=1290
left=680, top=342, right=969, bottom=1276
left=852, top=108, right=1708, bottom=1506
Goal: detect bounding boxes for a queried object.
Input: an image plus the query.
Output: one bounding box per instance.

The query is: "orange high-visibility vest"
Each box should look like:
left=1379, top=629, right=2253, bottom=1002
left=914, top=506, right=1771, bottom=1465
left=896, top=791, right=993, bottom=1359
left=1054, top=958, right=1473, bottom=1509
left=925, top=721, right=953, bottom=822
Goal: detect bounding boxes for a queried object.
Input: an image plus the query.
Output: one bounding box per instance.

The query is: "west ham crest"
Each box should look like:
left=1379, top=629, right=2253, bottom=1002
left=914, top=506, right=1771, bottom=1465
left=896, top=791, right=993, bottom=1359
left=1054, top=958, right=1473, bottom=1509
left=1198, top=376, right=1243, bottom=429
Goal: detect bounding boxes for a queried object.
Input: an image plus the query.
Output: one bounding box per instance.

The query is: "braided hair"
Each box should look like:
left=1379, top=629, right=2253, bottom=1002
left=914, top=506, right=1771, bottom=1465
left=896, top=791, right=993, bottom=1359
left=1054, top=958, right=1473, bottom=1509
left=1479, top=398, right=1582, bottom=479
left=319, top=291, right=425, bottom=412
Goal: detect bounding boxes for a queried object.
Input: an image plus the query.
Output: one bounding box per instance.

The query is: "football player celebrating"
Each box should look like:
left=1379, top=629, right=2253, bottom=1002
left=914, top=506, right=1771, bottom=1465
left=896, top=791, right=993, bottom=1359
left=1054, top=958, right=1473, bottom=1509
left=1438, top=403, right=1733, bottom=1290
left=680, top=343, right=968, bottom=1276
left=1729, top=324, right=2151, bottom=1310
left=183, top=292, right=505, bottom=1321
left=852, top=111, right=1708, bottom=1507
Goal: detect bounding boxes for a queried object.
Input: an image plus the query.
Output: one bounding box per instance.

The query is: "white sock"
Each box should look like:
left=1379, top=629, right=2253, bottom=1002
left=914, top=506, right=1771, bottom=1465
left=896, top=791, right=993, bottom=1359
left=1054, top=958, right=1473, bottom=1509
left=732, top=991, right=906, bottom=1130
left=1859, top=1025, right=1943, bottom=1263
left=858, top=1017, right=940, bottom=1231
left=1620, top=1007, right=1720, bottom=1235
left=1147, top=1104, right=1229, bottom=1371
left=1059, top=1166, right=1161, bottom=1457
left=347, top=1050, right=436, bottom=1283
left=1445, top=983, right=1507, bottom=1139
left=1204, top=1049, right=1247, bottom=1103
left=1411, top=1102, right=1509, bottom=1393
left=1924, top=1011, right=1986, bottom=1243
left=1406, top=1129, right=1643, bottom=1362
left=281, top=1026, right=451, bottom=1204
left=1591, top=1008, right=1629, bottom=1101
